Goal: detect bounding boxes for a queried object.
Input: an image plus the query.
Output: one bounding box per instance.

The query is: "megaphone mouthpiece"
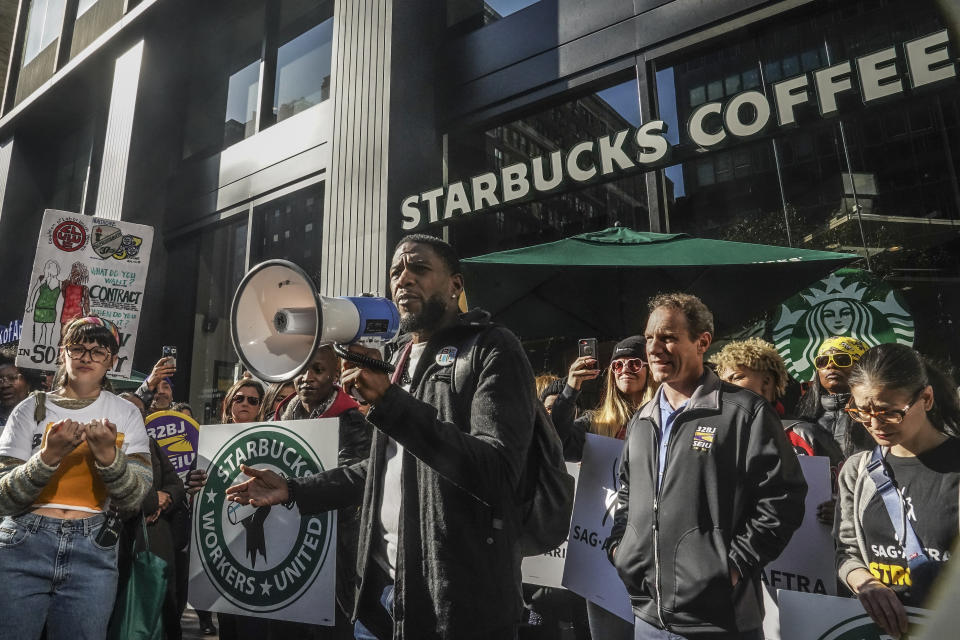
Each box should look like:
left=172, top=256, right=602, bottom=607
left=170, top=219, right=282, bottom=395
left=273, top=308, right=317, bottom=335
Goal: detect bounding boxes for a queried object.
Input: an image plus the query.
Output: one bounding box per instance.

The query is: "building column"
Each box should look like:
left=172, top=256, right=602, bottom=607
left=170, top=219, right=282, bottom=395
left=96, top=39, right=144, bottom=221
left=320, top=0, right=443, bottom=297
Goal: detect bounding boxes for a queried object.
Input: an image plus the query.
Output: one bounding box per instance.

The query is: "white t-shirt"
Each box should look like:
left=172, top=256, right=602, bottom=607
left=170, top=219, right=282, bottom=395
left=0, top=391, right=151, bottom=513
left=375, top=342, right=425, bottom=578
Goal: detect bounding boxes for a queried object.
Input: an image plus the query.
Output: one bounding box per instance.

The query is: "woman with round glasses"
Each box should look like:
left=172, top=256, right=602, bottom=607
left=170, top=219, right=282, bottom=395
left=551, top=335, right=658, bottom=640
left=796, top=336, right=873, bottom=458
left=0, top=316, right=152, bottom=639
left=835, top=343, right=960, bottom=638
left=221, top=378, right=266, bottom=424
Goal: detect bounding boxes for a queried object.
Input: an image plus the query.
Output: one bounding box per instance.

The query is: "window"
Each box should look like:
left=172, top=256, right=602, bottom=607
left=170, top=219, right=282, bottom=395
left=446, top=78, right=648, bottom=257
left=224, top=60, right=261, bottom=148
left=273, top=1, right=334, bottom=124
left=23, top=0, right=66, bottom=65
left=448, top=0, right=541, bottom=30
left=250, top=182, right=325, bottom=275
left=50, top=119, right=96, bottom=214
left=651, top=0, right=960, bottom=370
left=189, top=219, right=249, bottom=424
left=181, top=0, right=334, bottom=160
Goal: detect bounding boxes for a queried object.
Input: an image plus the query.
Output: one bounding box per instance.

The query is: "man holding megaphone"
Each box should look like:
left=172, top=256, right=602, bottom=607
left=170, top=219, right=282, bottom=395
left=227, top=235, right=538, bottom=640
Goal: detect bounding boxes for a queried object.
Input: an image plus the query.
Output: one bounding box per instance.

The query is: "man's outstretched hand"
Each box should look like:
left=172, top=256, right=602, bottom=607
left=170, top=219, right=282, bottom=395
left=225, top=464, right=289, bottom=507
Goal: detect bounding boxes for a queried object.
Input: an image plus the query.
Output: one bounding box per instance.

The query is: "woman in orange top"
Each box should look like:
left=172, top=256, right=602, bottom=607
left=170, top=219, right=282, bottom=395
left=0, top=316, right=152, bottom=640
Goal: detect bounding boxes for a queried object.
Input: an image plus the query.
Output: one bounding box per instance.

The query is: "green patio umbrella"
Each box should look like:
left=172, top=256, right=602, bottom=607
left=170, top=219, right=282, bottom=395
left=460, top=227, right=858, bottom=340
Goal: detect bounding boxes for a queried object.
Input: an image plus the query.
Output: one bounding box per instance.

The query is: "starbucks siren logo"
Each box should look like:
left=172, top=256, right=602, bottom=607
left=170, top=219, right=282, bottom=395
left=772, top=269, right=913, bottom=381
left=197, top=425, right=333, bottom=613
left=814, top=609, right=927, bottom=639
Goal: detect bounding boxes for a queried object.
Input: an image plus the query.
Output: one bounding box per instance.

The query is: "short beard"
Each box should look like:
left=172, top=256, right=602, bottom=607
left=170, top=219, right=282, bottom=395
left=399, top=294, right=449, bottom=335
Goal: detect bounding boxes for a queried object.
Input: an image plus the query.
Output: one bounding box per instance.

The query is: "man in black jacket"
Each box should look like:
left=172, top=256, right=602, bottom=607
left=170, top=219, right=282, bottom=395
left=226, top=235, right=537, bottom=640
left=606, top=293, right=806, bottom=639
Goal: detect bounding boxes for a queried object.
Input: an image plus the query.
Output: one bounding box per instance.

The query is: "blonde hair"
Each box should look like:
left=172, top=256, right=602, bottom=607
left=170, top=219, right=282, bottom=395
left=535, top=374, right=560, bottom=399
left=590, top=365, right=658, bottom=438
left=709, top=337, right=789, bottom=398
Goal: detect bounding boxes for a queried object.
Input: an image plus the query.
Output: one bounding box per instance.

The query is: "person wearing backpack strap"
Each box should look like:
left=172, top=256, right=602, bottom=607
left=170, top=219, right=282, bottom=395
left=835, top=344, right=960, bottom=639
left=226, top=235, right=539, bottom=640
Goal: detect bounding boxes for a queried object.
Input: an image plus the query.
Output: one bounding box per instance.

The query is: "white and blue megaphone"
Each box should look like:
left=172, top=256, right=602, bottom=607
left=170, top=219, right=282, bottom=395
left=230, top=259, right=400, bottom=382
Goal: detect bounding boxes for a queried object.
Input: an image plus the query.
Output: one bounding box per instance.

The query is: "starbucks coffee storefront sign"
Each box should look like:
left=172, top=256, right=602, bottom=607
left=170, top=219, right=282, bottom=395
left=771, top=269, right=914, bottom=382
left=401, top=29, right=957, bottom=231
left=188, top=421, right=338, bottom=626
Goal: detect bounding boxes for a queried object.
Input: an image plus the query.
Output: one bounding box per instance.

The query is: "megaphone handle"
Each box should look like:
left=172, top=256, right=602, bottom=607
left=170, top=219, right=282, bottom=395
left=332, top=343, right=396, bottom=375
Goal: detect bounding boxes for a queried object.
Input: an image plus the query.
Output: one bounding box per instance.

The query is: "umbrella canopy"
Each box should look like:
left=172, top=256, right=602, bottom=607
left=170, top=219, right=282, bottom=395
left=461, top=227, right=858, bottom=340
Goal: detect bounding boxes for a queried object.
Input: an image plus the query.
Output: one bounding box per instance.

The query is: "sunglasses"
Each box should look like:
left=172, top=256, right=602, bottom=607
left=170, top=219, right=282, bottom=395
left=845, top=388, right=925, bottom=425
left=611, top=358, right=646, bottom=374
left=814, top=353, right=856, bottom=369
left=232, top=394, right=262, bottom=406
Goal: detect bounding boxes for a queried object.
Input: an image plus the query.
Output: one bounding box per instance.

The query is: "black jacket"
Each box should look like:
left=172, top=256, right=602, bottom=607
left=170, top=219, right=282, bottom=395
left=549, top=383, right=594, bottom=461
left=292, top=310, right=536, bottom=640
left=279, top=387, right=372, bottom=618
left=607, top=369, right=807, bottom=634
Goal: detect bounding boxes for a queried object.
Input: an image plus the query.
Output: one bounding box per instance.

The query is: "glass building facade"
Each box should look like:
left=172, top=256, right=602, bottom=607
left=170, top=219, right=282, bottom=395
left=0, top=0, right=957, bottom=410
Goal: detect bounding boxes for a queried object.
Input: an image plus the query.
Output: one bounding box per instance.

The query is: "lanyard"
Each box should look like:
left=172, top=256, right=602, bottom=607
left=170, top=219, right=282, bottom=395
left=866, top=446, right=930, bottom=569
left=391, top=342, right=414, bottom=386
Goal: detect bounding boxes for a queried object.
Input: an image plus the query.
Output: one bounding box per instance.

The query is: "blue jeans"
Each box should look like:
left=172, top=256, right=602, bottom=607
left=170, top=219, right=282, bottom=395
left=0, top=512, right=119, bottom=640
left=588, top=600, right=634, bottom=640
left=354, top=584, right=395, bottom=640
left=634, top=617, right=763, bottom=639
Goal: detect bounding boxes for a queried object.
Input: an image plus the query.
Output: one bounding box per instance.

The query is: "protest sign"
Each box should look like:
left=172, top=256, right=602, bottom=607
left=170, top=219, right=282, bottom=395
left=522, top=463, right=580, bottom=588
left=189, top=420, right=338, bottom=625
left=17, top=209, right=153, bottom=379
left=779, top=590, right=930, bottom=640
left=762, top=456, right=836, bottom=640
left=561, top=434, right=632, bottom=621
left=145, top=410, right=201, bottom=481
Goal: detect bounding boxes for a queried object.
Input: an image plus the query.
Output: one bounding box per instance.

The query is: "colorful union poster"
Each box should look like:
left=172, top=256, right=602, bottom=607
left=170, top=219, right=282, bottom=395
left=17, top=209, right=153, bottom=379
left=145, top=410, right=201, bottom=481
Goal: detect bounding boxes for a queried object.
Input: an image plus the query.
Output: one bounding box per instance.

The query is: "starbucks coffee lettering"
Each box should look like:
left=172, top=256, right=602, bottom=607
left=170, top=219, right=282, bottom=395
left=401, top=29, right=957, bottom=231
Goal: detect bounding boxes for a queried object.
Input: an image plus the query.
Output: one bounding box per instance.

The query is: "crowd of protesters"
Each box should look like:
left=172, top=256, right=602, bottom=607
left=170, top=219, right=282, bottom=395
left=0, top=234, right=957, bottom=640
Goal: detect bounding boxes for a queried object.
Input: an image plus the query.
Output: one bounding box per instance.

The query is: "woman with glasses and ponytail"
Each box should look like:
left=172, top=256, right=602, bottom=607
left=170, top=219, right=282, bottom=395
left=0, top=316, right=152, bottom=640
left=835, top=343, right=960, bottom=639
left=550, top=335, right=658, bottom=640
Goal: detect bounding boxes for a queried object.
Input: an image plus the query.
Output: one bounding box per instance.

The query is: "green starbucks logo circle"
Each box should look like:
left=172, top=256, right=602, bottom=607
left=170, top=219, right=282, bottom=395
left=195, top=425, right=332, bottom=612
left=771, top=268, right=914, bottom=382
left=815, top=610, right=927, bottom=639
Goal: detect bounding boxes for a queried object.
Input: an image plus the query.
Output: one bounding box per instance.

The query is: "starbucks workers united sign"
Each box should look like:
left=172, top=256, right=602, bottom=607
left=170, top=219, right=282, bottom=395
left=188, top=421, right=339, bottom=626
left=771, top=269, right=914, bottom=382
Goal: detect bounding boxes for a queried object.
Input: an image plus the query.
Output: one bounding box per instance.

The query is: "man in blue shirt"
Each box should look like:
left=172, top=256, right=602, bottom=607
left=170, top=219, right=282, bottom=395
left=607, top=293, right=806, bottom=639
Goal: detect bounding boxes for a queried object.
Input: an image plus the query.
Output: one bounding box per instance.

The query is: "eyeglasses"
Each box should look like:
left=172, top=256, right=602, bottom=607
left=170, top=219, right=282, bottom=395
left=232, top=394, right=262, bottom=406
left=63, top=344, right=112, bottom=363
left=0, top=374, right=22, bottom=385
left=814, top=353, right=856, bottom=369
left=611, top=358, right=646, bottom=374
left=844, top=388, right=925, bottom=425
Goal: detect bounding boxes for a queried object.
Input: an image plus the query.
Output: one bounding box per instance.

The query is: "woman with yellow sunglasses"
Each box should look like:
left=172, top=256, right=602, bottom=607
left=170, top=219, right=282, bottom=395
left=795, top=336, right=874, bottom=459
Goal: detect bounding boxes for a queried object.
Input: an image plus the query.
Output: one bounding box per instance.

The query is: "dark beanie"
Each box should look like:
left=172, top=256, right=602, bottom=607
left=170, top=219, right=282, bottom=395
left=612, top=335, right=646, bottom=361
left=539, top=378, right=567, bottom=402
